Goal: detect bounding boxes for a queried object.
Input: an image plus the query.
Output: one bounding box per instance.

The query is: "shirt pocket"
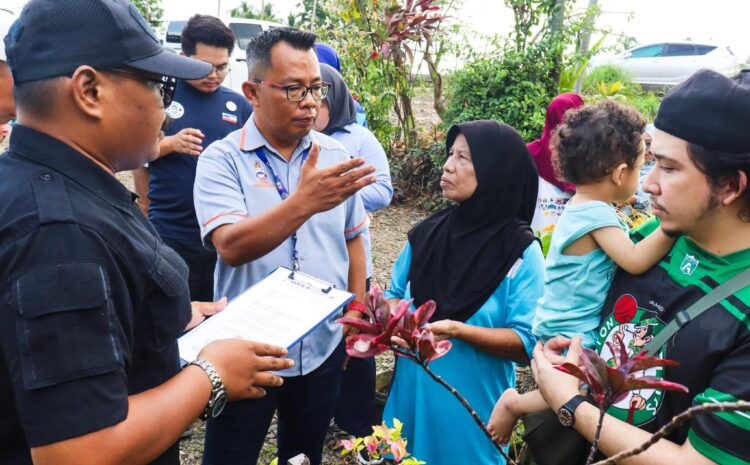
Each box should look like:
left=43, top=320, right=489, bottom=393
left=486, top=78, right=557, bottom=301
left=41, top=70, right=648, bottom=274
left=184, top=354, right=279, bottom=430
left=144, top=242, right=191, bottom=351
left=12, top=262, right=121, bottom=390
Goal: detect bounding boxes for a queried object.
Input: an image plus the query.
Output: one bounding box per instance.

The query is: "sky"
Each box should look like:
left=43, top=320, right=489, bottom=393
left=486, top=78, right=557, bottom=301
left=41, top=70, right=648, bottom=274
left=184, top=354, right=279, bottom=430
left=4, top=1, right=750, bottom=61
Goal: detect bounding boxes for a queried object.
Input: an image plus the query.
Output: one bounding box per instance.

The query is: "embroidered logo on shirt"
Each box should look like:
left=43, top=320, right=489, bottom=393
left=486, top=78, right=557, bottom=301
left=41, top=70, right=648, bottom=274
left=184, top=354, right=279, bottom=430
left=252, top=161, right=274, bottom=188
left=679, top=254, right=700, bottom=276
left=166, top=101, right=185, bottom=119
left=226, top=101, right=238, bottom=112
left=596, top=294, right=666, bottom=426
left=222, top=112, right=238, bottom=124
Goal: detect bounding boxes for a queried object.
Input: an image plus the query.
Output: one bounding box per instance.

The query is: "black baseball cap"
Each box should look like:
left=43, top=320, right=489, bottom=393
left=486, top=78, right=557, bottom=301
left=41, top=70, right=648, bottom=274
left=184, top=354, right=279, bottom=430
left=655, top=68, right=750, bottom=154
left=4, top=0, right=211, bottom=84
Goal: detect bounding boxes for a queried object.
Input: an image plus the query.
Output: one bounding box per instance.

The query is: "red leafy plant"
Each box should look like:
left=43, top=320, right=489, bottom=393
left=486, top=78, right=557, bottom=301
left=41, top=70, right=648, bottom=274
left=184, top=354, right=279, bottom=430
left=337, top=287, right=518, bottom=465
left=555, top=337, right=689, bottom=464
left=338, top=287, right=451, bottom=363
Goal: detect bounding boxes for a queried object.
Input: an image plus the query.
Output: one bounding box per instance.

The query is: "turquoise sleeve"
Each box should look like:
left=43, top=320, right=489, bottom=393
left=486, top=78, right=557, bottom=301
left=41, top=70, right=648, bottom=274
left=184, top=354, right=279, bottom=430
left=505, top=242, right=545, bottom=360
left=384, top=242, right=411, bottom=300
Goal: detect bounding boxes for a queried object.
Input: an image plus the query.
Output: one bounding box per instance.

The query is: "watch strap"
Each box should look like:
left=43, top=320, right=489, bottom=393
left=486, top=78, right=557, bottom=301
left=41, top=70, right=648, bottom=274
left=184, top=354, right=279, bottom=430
left=558, top=394, right=592, bottom=427
left=188, top=358, right=225, bottom=420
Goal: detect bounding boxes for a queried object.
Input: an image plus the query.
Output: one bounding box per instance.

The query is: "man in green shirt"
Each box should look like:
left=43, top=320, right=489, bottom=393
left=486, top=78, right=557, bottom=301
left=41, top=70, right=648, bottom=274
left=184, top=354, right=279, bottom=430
left=534, top=69, right=750, bottom=464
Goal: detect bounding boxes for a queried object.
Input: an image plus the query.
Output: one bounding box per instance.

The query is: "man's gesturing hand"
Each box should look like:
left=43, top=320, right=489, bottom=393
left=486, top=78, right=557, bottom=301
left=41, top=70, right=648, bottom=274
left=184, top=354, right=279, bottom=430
left=167, top=128, right=204, bottom=156
left=198, top=340, right=294, bottom=400
left=294, top=142, right=376, bottom=214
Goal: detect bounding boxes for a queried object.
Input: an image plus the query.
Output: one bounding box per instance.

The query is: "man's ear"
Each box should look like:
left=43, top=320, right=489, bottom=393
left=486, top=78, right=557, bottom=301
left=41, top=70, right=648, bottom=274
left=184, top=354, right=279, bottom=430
left=70, top=65, right=104, bottom=120
left=720, top=170, right=748, bottom=206
left=242, top=80, right=260, bottom=107
left=610, top=162, right=628, bottom=186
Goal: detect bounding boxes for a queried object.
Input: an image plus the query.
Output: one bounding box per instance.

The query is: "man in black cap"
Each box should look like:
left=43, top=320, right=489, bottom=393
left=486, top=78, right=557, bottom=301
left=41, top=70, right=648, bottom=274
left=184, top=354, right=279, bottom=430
left=533, top=68, right=750, bottom=464
left=0, top=1, right=294, bottom=464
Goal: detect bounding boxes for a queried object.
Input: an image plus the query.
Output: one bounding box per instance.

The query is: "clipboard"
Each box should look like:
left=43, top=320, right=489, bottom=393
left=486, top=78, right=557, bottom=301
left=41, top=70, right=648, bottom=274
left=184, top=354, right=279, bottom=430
left=178, top=267, right=353, bottom=364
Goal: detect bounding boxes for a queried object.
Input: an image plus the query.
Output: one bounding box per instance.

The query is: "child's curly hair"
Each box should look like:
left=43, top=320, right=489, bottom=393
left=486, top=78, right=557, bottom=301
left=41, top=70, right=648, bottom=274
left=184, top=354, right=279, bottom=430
left=552, top=100, right=646, bottom=185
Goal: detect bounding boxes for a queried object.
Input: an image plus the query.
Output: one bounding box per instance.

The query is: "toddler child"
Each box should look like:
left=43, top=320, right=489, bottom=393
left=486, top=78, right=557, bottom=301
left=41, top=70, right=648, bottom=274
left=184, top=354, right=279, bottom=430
left=488, top=100, right=674, bottom=444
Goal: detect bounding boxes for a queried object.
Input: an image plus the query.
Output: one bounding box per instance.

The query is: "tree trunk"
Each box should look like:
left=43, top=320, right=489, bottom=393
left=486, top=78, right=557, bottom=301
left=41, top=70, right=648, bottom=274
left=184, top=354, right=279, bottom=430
left=423, top=39, right=445, bottom=120
left=547, top=0, right=566, bottom=85
left=574, top=0, right=599, bottom=92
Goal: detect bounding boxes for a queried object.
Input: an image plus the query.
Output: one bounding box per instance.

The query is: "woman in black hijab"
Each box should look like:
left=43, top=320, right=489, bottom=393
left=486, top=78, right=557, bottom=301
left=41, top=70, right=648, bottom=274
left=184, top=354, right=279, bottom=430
left=382, top=120, right=545, bottom=465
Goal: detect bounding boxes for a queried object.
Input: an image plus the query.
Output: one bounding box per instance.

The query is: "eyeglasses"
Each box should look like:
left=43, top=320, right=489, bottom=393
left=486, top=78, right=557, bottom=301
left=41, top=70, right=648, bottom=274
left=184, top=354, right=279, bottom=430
left=207, top=64, right=231, bottom=76
left=106, top=68, right=177, bottom=108
left=251, top=80, right=330, bottom=102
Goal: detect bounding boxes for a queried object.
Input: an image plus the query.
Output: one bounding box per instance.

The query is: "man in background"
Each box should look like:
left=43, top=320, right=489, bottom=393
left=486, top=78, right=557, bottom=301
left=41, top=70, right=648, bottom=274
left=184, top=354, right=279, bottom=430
left=133, top=14, right=252, bottom=302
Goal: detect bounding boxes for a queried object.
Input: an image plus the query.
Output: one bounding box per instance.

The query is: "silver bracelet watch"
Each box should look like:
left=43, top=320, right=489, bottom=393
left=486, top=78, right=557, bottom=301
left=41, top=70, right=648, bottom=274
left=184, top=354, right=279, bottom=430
left=187, top=359, right=228, bottom=421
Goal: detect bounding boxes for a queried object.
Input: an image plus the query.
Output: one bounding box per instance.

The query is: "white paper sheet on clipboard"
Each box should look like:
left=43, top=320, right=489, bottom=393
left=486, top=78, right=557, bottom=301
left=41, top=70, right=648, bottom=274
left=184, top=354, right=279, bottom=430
left=178, top=267, right=353, bottom=363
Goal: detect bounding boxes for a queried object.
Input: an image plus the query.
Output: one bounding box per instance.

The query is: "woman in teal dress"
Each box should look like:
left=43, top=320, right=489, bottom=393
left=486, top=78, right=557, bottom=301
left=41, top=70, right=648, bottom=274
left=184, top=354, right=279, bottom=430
left=383, top=120, right=544, bottom=465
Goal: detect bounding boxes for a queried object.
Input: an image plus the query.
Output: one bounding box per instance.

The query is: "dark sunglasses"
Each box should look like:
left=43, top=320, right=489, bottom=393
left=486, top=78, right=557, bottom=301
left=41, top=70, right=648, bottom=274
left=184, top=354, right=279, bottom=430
left=105, top=67, right=177, bottom=108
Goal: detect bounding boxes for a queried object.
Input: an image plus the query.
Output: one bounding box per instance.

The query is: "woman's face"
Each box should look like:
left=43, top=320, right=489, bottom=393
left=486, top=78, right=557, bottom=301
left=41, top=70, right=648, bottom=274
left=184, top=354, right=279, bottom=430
left=643, top=132, right=655, bottom=163
left=441, top=133, right=478, bottom=202
left=313, top=100, right=330, bottom=132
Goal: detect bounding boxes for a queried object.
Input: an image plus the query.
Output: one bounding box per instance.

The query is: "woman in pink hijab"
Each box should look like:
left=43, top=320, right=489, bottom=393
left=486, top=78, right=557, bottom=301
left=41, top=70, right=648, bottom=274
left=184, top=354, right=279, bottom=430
left=527, top=93, right=584, bottom=192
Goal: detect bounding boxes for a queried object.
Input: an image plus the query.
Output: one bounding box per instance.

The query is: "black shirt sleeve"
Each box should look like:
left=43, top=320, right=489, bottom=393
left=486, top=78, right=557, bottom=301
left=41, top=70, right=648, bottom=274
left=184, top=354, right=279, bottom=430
left=0, top=222, right=129, bottom=447
left=688, top=328, right=750, bottom=464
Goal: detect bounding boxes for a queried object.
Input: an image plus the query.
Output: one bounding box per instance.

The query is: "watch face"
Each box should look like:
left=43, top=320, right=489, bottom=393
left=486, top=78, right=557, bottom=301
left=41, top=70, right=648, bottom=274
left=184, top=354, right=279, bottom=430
left=211, top=391, right=228, bottom=418
left=558, top=408, right=574, bottom=427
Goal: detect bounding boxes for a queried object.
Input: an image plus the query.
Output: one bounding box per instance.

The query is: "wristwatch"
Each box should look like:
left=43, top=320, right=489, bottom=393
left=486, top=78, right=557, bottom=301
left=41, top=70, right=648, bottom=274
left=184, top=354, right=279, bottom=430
left=188, top=359, right=227, bottom=421
left=557, top=394, right=592, bottom=427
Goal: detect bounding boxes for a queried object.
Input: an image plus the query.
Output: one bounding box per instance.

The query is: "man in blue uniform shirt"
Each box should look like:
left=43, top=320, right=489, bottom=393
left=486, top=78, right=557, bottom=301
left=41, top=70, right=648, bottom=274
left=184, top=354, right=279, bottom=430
left=134, top=15, right=252, bottom=302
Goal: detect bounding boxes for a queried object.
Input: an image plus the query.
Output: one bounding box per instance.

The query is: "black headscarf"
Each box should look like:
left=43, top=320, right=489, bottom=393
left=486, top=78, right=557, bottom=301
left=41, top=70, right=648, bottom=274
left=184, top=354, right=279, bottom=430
left=407, top=120, right=539, bottom=323
left=319, top=63, right=358, bottom=135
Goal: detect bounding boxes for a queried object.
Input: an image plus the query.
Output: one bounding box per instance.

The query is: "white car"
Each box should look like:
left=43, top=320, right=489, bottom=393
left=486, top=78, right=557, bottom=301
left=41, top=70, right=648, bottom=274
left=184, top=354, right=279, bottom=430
left=163, top=18, right=282, bottom=94
left=590, top=42, right=740, bottom=86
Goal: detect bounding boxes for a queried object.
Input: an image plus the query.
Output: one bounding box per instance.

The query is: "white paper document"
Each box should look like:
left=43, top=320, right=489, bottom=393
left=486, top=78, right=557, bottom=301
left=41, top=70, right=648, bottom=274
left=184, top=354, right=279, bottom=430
left=178, top=267, right=353, bottom=363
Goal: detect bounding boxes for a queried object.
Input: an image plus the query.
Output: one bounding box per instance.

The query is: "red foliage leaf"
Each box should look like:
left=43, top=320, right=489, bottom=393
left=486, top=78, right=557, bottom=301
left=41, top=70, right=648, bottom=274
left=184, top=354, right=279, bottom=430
left=555, top=362, right=588, bottom=383
left=628, top=355, right=681, bottom=373
left=336, top=316, right=380, bottom=334
left=345, top=333, right=389, bottom=358
left=623, top=376, right=689, bottom=393
left=579, top=348, right=607, bottom=394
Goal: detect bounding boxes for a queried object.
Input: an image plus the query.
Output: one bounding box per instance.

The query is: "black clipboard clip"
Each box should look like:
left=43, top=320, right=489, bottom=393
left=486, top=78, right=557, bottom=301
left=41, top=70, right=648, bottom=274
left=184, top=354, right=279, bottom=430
left=287, top=270, right=333, bottom=294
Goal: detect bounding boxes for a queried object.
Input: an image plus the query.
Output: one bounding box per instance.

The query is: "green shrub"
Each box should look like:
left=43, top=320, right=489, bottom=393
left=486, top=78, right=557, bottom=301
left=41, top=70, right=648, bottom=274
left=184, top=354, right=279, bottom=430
left=583, top=65, right=634, bottom=92
left=627, top=91, right=662, bottom=122
left=443, top=43, right=559, bottom=141
left=582, top=65, right=663, bottom=122
left=390, top=139, right=452, bottom=212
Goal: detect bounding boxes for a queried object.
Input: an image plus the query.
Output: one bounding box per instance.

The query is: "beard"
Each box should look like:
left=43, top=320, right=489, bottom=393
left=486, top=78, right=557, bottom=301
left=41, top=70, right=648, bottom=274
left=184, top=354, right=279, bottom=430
left=660, top=192, right=721, bottom=238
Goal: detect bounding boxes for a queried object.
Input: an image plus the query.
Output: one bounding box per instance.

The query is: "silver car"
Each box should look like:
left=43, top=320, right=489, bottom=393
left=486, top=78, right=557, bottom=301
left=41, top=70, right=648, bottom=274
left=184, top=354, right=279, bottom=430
left=590, top=42, right=740, bottom=86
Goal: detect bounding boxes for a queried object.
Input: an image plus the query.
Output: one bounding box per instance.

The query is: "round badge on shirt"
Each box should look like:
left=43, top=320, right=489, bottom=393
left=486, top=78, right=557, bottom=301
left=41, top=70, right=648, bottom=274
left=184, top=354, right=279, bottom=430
left=226, top=101, right=238, bottom=112
left=166, top=101, right=185, bottom=120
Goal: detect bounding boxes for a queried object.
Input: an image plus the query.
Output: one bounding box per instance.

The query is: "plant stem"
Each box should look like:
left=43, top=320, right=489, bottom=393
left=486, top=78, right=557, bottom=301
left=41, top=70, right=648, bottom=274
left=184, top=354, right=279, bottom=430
left=418, top=361, right=518, bottom=465
left=585, top=407, right=606, bottom=465
left=592, top=401, right=750, bottom=465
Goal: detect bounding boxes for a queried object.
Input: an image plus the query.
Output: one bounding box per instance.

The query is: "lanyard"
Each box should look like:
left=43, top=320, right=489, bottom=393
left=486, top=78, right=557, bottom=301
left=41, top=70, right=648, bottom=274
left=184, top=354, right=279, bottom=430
left=255, top=147, right=310, bottom=271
